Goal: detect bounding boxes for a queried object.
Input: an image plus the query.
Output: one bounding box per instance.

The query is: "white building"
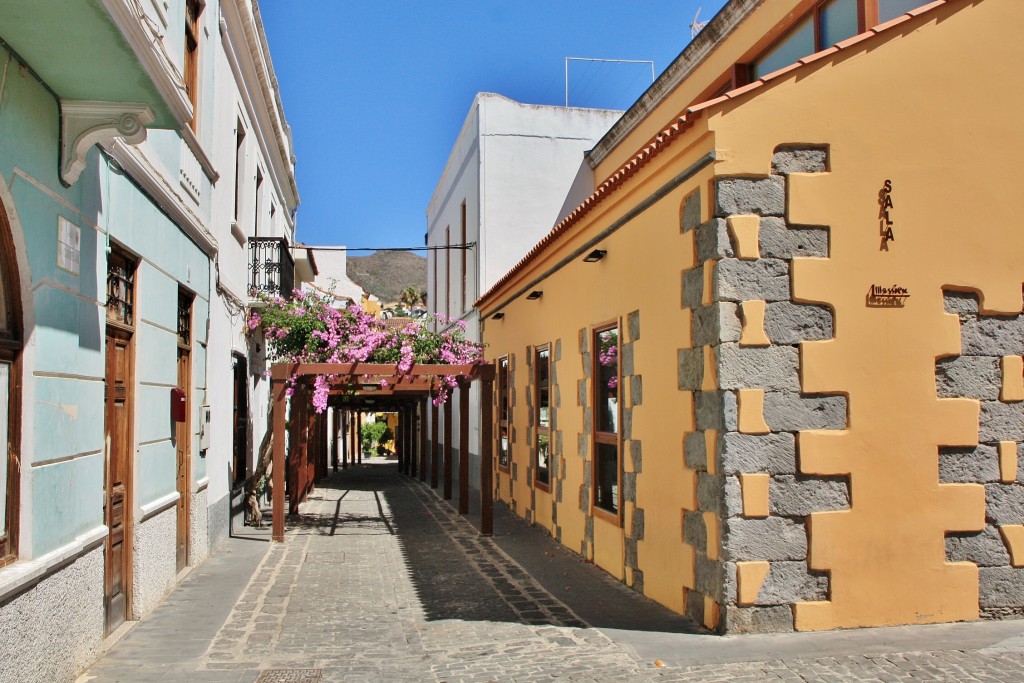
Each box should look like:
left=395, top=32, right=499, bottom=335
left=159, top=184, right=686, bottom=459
left=425, top=93, right=620, bottom=494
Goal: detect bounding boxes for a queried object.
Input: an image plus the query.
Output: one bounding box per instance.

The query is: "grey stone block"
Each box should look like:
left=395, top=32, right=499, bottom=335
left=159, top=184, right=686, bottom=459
left=682, top=266, right=704, bottom=309
left=758, top=217, right=829, bottom=259
left=685, top=587, right=705, bottom=625
left=696, top=218, right=735, bottom=261
left=695, top=554, right=725, bottom=601
left=621, top=342, right=634, bottom=376
left=717, top=343, right=801, bottom=391
left=628, top=309, right=640, bottom=341
left=771, top=146, right=828, bottom=175
left=681, top=190, right=702, bottom=232
left=630, top=375, right=642, bottom=407
left=724, top=476, right=743, bottom=517
left=578, top=327, right=588, bottom=353
left=763, top=392, right=848, bottom=431
left=770, top=476, right=850, bottom=517
left=724, top=390, right=738, bottom=431
left=697, top=472, right=725, bottom=517
left=622, top=471, right=636, bottom=504
left=936, top=356, right=1001, bottom=400
left=722, top=605, right=794, bottom=634
left=938, top=445, right=1001, bottom=484
left=715, top=176, right=786, bottom=217
left=720, top=432, right=797, bottom=475
left=979, top=566, right=1024, bottom=608
left=685, top=431, right=708, bottom=472
left=755, top=561, right=829, bottom=605
left=987, top=483, right=1024, bottom=524
left=946, top=526, right=1011, bottom=567
left=577, top=379, right=587, bottom=406
left=764, top=302, right=834, bottom=343
left=622, top=407, right=632, bottom=440
left=684, top=510, right=707, bottom=551
left=678, top=347, right=704, bottom=391
left=715, top=258, right=791, bottom=302
left=631, top=507, right=645, bottom=540
left=693, top=303, right=741, bottom=346
left=944, top=290, right=980, bottom=316
left=695, top=391, right=723, bottom=431
left=632, top=568, right=645, bottom=594
left=577, top=433, right=586, bottom=459
left=980, top=401, right=1024, bottom=443
left=624, top=537, right=637, bottom=569
left=726, top=517, right=808, bottom=561
left=630, top=440, right=643, bottom=474
left=555, top=338, right=562, bottom=361
left=959, top=315, right=1024, bottom=356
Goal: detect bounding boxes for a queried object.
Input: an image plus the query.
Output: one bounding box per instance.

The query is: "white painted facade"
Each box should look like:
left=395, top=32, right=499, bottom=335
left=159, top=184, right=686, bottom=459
left=425, top=93, right=620, bottom=491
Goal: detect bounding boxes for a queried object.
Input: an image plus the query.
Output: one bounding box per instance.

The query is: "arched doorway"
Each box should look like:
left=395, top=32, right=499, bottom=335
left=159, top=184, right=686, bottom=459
left=0, top=197, right=23, bottom=568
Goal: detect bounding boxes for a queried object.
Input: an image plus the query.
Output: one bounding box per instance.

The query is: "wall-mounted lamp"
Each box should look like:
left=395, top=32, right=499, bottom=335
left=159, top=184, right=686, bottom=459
left=583, top=249, right=607, bottom=262
left=492, top=312, right=505, bottom=319
left=526, top=291, right=543, bottom=300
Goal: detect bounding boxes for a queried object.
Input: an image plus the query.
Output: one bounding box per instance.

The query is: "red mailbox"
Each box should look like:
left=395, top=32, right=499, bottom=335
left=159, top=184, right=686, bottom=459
left=170, top=387, right=186, bottom=422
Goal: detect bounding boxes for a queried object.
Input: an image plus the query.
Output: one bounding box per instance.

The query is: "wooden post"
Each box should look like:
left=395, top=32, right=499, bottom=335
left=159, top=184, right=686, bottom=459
left=418, top=398, right=428, bottom=482
left=409, top=403, right=418, bottom=479
left=332, top=408, right=339, bottom=473
left=403, top=405, right=412, bottom=476
left=430, top=397, right=439, bottom=489
left=357, top=411, right=363, bottom=464
left=481, top=373, right=494, bottom=536
left=443, top=395, right=453, bottom=500
left=345, top=410, right=353, bottom=469
left=458, top=382, right=470, bottom=514
left=272, top=377, right=287, bottom=542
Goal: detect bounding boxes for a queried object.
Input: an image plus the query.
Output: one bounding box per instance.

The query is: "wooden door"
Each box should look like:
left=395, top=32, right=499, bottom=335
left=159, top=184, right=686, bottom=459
left=104, top=328, right=132, bottom=633
left=176, top=348, right=190, bottom=572
left=232, top=355, right=248, bottom=485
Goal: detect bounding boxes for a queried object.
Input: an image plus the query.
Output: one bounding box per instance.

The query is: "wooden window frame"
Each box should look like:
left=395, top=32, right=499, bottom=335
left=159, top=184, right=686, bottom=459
left=591, top=321, right=621, bottom=525
left=0, top=208, right=21, bottom=567
left=497, top=355, right=510, bottom=473
left=533, top=345, right=551, bottom=492
left=184, top=0, right=203, bottom=131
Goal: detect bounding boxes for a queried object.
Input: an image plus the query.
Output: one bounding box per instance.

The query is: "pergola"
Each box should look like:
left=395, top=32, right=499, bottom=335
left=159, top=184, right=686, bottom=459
left=268, top=361, right=496, bottom=541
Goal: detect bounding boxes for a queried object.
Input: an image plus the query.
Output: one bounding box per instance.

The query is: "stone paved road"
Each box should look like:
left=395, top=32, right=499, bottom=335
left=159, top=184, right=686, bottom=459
left=80, top=463, right=1024, bottom=682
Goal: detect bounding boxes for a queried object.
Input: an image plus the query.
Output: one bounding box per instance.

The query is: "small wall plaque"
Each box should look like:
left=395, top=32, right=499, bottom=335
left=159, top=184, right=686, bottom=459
left=867, top=284, right=910, bottom=308
left=57, top=216, right=80, bottom=275
left=878, top=179, right=895, bottom=250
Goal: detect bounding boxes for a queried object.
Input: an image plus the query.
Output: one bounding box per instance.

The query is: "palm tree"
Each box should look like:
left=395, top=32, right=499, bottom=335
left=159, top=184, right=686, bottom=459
left=399, top=286, right=424, bottom=308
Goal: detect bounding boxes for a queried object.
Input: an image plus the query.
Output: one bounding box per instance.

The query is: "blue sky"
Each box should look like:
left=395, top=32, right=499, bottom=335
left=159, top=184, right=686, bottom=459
left=260, top=1, right=727, bottom=252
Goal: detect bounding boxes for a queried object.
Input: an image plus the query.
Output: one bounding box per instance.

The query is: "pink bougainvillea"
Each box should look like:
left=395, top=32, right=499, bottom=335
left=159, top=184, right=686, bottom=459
left=248, top=291, right=484, bottom=412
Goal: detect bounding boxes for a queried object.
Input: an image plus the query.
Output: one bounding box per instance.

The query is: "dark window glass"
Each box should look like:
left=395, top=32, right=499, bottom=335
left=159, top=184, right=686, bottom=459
left=535, top=347, right=550, bottom=487
left=596, top=328, right=618, bottom=434
left=595, top=442, right=619, bottom=515
left=753, top=16, right=814, bottom=79
left=820, top=0, right=858, bottom=47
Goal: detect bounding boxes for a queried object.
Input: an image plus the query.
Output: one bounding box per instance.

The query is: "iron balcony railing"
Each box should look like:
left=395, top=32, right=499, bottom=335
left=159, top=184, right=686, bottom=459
left=248, top=237, right=295, bottom=299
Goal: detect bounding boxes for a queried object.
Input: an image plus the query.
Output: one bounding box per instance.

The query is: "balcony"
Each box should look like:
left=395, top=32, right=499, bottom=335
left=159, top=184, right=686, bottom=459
left=249, top=238, right=295, bottom=300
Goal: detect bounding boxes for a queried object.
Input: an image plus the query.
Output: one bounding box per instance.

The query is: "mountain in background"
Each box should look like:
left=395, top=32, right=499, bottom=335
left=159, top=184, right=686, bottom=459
left=346, top=250, right=427, bottom=304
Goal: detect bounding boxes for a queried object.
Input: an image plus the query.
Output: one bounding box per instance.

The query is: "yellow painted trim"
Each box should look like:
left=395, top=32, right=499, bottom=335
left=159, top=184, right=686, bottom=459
left=1001, top=356, right=1024, bottom=402
left=701, top=345, right=718, bottom=391
left=740, top=472, right=770, bottom=518
left=737, top=388, right=770, bottom=435
left=704, top=429, right=718, bottom=475
left=727, top=215, right=760, bottom=260
left=999, top=441, right=1018, bottom=483
left=701, top=260, right=715, bottom=305
left=704, top=512, right=720, bottom=560
left=739, top=300, right=771, bottom=347
left=703, top=595, right=720, bottom=630
left=736, top=561, right=770, bottom=605
left=998, top=525, right=1024, bottom=568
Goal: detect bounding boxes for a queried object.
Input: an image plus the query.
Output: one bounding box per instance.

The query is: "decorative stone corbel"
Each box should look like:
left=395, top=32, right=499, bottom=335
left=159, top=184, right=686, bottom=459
left=60, top=101, right=155, bottom=186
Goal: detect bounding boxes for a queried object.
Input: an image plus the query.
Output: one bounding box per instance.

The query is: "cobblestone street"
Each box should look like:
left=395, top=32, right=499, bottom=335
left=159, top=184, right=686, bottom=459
left=80, top=463, right=1024, bottom=682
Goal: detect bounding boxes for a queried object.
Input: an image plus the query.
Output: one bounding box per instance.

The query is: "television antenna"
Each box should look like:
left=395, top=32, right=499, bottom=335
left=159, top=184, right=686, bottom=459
left=690, top=7, right=709, bottom=38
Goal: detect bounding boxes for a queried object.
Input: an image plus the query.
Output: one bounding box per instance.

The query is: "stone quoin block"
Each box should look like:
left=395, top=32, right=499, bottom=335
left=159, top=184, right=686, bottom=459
left=678, top=347, right=704, bottom=391
left=756, top=217, right=829, bottom=259
left=723, top=605, right=794, bottom=634
left=755, top=561, right=829, bottom=605
left=694, top=553, right=726, bottom=602
left=682, top=267, right=704, bottom=310
left=622, top=472, right=637, bottom=504
left=946, top=526, right=1012, bottom=567
left=936, top=356, right=1002, bottom=400
left=685, top=587, right=705, bottom=624
left=726, top=516, right=809, bottom=561
left=624, top=537, right=637, bottom=569
left=684, top=510, right=707, bottom=551
left=630, top=375, right=643, bottom=407
left=714, top=177, right=786, bottom=217
left=630, top=440, right=643, bottom=474
left=769, top=476, right=850, bottom=517
left=770, top=146, right=829, bottom=175
left=943, top=290, right=980, bottom=316
left=717, top=344, right=801, bottom=392
left=692, top=303, right=741, bottom=347
left=764, top=301, right=834, bottom=344
left=719, top=432, right=798, bottom=476
left=724, top=476, right=744, bottom=517
left=627, top=309, right=640, bottom=342
left=631, top=507, right=645, bottom=540
left=695, top=391, right=738, bottom=434
left=620, top=343, right=634, bottom=376
left=959, top=316, right=1024, bottom=357
left=696, top=218, right=736, bottom=261
left=762, top=392, right=848, bottom=431
left=681, top=190, right=702, bottom=233
left=986, top=484, right=1024, bottom=525
left=980, top=402, right=1024, bottom=443
left=685, top=431, right=708, bottom=472
left=697, top=472, right=726, bottom=517
left=715, top=258, right=792, bottom=303
left=979, top=566, right=1024, bottom=608
left=939, top=445, right=1002, bottom=484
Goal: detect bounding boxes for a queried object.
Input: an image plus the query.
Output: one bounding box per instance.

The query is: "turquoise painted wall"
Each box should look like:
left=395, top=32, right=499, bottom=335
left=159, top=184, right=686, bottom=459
left=0, top=42, right=212, bottom=558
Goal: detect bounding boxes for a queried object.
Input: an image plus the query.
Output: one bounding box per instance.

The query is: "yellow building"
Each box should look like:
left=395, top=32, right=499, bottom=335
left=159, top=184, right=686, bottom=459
left=477, top=0, right=1023, bottom=634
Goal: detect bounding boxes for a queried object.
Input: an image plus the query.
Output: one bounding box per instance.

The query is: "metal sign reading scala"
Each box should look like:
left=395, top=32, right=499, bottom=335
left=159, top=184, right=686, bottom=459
left=867, top=284, right=910, bottom=307
left=879, top=179, right=895, bottom=250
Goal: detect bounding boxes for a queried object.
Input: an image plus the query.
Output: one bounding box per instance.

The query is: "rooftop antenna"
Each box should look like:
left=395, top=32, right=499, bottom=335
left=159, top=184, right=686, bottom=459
left=690, top=7, right=709, bottom=38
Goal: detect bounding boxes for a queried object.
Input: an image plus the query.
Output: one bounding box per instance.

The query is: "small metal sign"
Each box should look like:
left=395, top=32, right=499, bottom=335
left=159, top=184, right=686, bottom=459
left=867, top=284, right=910, bottom=308
left=878, top=179, right=895, bottom=250
left=57, top=216, right=80, bottom=275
